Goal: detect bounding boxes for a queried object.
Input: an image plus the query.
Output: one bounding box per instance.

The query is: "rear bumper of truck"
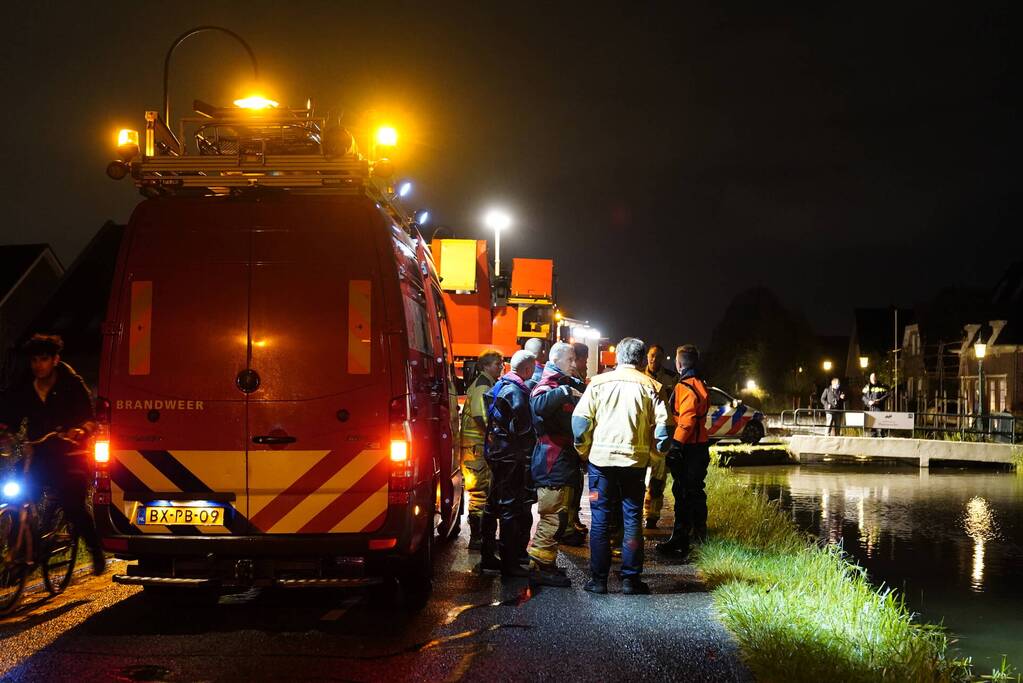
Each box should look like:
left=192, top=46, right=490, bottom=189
left=97, top=487, right=432, bottom=589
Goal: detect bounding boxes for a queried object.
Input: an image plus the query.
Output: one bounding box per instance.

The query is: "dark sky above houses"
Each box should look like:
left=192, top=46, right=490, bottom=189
left=1, top=2, right=1018, bottom=348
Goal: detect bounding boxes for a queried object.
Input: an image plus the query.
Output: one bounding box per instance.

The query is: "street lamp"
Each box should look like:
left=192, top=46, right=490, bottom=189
left=745, top=379, right=757, bottom=392
left=975, top=341, right=987, bottom=418
left=484, top=209, right=512, bottom=276
left=859, top=356, right=869, bottom=370
left=822, top=360, right=833, bottom=373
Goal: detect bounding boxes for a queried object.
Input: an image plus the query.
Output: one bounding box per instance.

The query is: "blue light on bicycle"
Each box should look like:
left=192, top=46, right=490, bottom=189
left=2, top=480, right=20, bottom=499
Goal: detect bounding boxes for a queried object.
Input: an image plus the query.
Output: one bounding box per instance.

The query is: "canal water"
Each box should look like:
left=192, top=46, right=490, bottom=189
left=728, top=462, right=1023, bottom=669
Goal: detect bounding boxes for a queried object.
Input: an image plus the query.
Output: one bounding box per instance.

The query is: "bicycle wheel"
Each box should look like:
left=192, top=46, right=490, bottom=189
left=0, top=508, right=28, bottom=615
left=42, top=508, right=79, bottom=596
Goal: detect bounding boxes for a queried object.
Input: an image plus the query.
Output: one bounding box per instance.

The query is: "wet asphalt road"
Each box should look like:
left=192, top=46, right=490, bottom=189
left=1, top=498, right=752, bottom=683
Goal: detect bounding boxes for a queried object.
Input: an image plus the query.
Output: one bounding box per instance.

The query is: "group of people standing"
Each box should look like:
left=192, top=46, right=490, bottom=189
left=820, top=373, right=890, bottom=436
left=458, top=336, right=713, bottom=594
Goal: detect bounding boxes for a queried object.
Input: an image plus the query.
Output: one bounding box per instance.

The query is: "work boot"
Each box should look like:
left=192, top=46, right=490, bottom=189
left=559, top=529, right=586, bottom=547
left=477, top=514, right=501, bottom=574
left=645, top=517, right=659, bottom=530
left=91, top=549, right=107, bottom=576
left=529, top=561, right=571, bottom=587
left=467, top=514, right=482, bottom=551
left=583, top=578, right=608, bottom=594
left=622, top=577, right=651, bottom=595
left=656, top=537, right=691, bottom=560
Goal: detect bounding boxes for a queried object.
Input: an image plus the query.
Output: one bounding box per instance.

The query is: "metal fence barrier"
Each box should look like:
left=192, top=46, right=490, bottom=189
left=779, top=409, right=1017, bottom=444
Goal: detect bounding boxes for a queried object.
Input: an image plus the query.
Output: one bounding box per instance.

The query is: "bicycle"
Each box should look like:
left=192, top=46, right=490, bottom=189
left=0, top=431, right=82, bottom=616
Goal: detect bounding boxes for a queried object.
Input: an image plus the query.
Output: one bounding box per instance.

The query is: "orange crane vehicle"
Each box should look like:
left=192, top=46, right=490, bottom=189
left=429, top=238, right=558, bottom=380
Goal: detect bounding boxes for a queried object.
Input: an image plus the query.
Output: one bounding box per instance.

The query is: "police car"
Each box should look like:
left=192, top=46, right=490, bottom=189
left=705, top=386, right=765, bottom=445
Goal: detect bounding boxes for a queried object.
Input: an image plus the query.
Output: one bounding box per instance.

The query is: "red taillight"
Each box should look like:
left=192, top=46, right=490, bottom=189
left=368, top=538, right=397, bottom=550
left=390, top=439, right=408, bottom=462
left=94, top=423, right=110, bottom=464
left=389, top=397, right=415, bottom=492
left=94, top=440, right=110, bottom=464
left=93, top=417, right=111, bottom=506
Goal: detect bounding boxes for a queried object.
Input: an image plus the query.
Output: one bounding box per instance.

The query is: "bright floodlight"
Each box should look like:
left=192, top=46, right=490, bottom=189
left=2, top=481, right=20, bottom=498
left=484, top=209, right=512, bottom=232
left=398, top=182, right=412, bottom=198
left=586, top=328, right=601, bottom=340
left=415, top=210, right=430, bottom=225
left=117, top=129, right=139, bottom=147
left=376, top=126, right=398, bottom=147
left=745, top=379, right=757, bottom=391
left=233, top=95, right=279, bottom=110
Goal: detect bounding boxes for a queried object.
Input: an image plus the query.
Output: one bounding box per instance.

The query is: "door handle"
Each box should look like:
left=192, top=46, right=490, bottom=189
left=252, top=435, right=297, bottom=445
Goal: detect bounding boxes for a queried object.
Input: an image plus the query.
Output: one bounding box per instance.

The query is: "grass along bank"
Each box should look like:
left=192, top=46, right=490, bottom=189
left=696, top=454, right=1019, bottom=682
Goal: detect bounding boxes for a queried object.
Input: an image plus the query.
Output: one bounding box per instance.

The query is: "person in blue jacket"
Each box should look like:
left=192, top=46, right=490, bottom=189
left=477, top=350, right=538, bottom=579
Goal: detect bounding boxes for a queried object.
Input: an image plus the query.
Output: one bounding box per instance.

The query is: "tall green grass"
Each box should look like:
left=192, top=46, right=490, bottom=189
left=696, top=467, right=1018, bottom=682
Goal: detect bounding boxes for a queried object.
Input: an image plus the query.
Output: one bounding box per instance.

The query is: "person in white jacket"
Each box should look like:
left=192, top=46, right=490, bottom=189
left=572, top=337, right=672, bottom=595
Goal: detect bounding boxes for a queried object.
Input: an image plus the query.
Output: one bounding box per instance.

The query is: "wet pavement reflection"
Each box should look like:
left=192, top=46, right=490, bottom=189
left=730, top=462, right=1023, bottom=668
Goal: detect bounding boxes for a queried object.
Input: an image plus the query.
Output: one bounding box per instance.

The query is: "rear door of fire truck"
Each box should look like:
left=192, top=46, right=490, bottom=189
left=245, top=196, right=392, bottom=536
left=105, top=199, right=249, bottom=536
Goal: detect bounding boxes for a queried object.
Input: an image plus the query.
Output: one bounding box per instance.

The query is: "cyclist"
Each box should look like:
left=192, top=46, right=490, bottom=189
left=0, top=334, right=105, bottom=575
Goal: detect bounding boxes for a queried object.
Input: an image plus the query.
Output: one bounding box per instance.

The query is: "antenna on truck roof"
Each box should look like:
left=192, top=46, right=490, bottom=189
left=106, top=27, right=409, bottom=227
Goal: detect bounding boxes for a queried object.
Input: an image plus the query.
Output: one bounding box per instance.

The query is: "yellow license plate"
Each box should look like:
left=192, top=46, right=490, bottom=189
left=136, top=505, right=226, bottom=527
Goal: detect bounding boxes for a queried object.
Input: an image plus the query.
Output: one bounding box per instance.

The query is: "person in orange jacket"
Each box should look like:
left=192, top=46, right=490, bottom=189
left=657, top=344, right=710, bottom=560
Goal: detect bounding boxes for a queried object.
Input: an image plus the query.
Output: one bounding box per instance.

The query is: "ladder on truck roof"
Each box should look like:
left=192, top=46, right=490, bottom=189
left=112, top=101, right=405, bottom=220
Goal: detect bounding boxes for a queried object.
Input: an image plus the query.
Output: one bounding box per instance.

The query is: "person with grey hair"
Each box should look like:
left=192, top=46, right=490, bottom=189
left=477, top=350, right=537, bottom=579
left=526, top=342, right=584, bottom=586
left=572, top=337, right=671, bottom=595
left=523, top=338, right=547, bottom=387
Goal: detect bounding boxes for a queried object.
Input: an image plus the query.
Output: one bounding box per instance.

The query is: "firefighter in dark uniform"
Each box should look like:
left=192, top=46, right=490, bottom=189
left=0, top=335, right=105, bottom=575
left=477, top=350, right=537, bottom=579
left=861, top=372, right=889, bottom=437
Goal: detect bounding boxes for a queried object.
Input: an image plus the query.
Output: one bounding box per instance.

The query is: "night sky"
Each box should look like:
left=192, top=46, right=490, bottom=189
left=1, top=2, right=1018, bottom=349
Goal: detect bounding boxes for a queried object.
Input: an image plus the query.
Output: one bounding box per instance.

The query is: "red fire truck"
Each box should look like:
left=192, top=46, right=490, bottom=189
left=96, top=93, right=461, bottom=608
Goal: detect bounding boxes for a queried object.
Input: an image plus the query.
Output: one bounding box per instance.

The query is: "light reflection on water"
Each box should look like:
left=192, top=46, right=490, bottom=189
left=963, top=496, right=999, bottom=592
left=729, top=463, right=1023, bottom=668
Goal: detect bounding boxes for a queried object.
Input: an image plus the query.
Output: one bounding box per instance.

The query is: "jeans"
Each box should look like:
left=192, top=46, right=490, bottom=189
left=588, top=462, right=645, bottom=581
left=827, top=410, right=843, bottom=436
left=667, top=443, right=711, bottom=546
left=29, top=445, right=102, bottom=555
